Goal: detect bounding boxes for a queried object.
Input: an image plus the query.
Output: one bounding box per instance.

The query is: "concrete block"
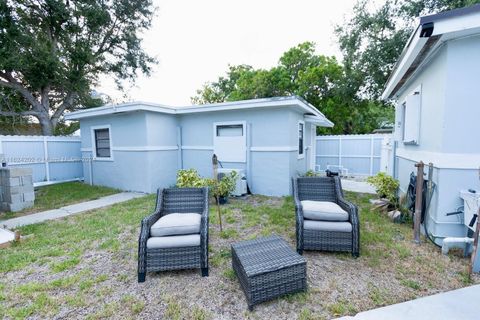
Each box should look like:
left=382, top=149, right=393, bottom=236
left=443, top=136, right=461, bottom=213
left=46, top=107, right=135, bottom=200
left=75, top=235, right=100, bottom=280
left=6, top=200, right=33, bottom=212
left=9, top=184, right=34, bottom=195
left=23, top=192, right=35, bottom=202
left=21, top=175, right=33, bottom=186
left=2, top=192, right=18, bottom=203
left=7, top=177, right=21, bottom=187
left=6, top=167, right=33, bottom=177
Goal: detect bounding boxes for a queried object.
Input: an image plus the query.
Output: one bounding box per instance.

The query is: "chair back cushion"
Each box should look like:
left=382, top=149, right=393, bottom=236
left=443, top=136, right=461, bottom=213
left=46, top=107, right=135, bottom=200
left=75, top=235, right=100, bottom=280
left=147, top=234, right=200, bottom=249
left=295, top=177, right=337, bottom=202
left=301, top=200, right=349, bottom=221
left=151, top=213, right=201, bottom=237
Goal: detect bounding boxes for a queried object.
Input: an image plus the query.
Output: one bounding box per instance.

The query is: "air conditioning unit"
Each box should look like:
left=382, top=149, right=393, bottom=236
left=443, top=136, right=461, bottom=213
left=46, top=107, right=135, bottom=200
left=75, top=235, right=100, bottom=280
left=217, top=168, right=247, bottom=196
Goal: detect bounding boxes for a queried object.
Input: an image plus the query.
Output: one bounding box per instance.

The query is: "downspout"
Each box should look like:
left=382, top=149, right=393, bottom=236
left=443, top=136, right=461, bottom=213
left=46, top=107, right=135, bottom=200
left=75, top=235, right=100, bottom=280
left=89, top=152, right=93, bottom=185
left=177, top=126, right=183, bottom=170
left=246, top=123, right=252, bottom=192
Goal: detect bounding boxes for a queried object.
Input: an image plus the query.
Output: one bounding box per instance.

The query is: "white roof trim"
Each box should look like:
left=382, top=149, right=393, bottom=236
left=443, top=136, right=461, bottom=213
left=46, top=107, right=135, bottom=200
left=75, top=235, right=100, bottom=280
left=305, top=115, right=334, bottom=127
left=64, top=96, right=334, bottom=127
left=382, top=6, right=480, bottom=100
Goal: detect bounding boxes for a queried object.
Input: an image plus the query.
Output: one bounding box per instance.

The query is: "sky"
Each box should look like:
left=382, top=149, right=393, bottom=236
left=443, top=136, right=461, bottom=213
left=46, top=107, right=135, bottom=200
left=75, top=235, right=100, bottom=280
left=98, top=0, right=359, bottom=106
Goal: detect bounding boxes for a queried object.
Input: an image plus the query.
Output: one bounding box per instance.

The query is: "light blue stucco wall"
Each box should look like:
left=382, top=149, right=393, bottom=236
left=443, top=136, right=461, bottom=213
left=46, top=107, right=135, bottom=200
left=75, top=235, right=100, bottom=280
left=80, top=112, right=150, bottom=192
left=79, top=106, right=314, bottom=196
left=442, top=35, right=480, bottom=154
left=393, top=35, right=480, bottom=244
left=179, top=107, right=311, bottom=196
left=395, top=44, right=447, bottom=153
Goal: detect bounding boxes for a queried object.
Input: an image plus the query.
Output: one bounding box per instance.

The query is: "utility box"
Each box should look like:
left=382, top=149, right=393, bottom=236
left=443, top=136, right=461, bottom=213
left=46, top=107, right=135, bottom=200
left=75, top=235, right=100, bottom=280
left=0, top=167, right=35, bottom=212
left=460, top=190, right=479, bottom=235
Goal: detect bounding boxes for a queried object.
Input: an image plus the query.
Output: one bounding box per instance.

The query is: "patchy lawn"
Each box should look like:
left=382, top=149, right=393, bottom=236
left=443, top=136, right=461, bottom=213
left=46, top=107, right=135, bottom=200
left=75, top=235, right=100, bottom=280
left=0, top=181, right=119, bottom=220
left=0, top=192, right=478, bottom=319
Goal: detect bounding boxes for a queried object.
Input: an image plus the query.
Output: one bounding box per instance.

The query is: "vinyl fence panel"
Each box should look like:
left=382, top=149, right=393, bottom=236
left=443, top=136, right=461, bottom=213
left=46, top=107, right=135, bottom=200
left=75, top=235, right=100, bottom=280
left=315, top=134, right=392, bottom=176
left=0, top=135, right=83, bottom=185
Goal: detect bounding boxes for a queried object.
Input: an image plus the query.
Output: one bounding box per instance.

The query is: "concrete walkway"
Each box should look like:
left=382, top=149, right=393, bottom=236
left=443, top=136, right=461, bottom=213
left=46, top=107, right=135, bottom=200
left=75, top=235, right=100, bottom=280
left=0, top=192, right=145, bottom=230
left=342, top=179, right=376, bottom=194
left=0, top=228, right=15, bottom=248
left=337, top=284, right=480, bottom=320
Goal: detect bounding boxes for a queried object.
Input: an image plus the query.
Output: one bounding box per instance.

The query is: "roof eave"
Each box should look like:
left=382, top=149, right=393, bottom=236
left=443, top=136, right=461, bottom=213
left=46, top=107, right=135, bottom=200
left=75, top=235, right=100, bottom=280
left=381, top=5, right=480, bottom=100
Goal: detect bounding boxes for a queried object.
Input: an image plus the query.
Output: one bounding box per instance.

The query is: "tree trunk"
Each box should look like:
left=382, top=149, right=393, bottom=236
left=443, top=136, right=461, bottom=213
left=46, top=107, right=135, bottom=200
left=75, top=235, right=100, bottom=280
left=38, top=115, right=54, bottom=136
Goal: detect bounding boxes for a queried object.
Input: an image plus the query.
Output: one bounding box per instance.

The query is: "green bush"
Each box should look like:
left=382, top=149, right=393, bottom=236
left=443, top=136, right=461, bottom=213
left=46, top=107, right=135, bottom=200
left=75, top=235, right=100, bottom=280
left=367, top=172, right=399, bottom=202
left=205, top=171, right=238, bottom=198
left=176, top=169, right=206, bottom=188
left=176, top=168, right=238, bottom=198
left=304, top=170, right=320, bottom=177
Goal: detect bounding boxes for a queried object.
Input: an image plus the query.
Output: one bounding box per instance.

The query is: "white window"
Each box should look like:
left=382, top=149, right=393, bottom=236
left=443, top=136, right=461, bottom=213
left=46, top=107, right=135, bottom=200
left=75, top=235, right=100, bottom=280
left=216, top=124, right=243, bottom=137
left=402, top=87, right=421, bottom=145
left=91, top=125, right=113, bottom=160
left=298, top=121, right=305, bottom=159
left=213, top=121, right=246, bottom=162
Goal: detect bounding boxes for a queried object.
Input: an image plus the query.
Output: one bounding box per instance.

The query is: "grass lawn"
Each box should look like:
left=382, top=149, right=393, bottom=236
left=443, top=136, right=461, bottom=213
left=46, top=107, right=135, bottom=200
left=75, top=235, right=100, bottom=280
left=0, top=181, right=119, bottom=220
left=0, top=191, right=478, bottom=319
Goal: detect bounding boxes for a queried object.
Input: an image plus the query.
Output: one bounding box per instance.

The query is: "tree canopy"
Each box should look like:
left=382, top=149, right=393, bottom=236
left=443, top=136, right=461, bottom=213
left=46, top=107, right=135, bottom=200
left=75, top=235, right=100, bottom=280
left=0, top=0, right=156, bottom=135
left=192, top=42, right=393, bottom=134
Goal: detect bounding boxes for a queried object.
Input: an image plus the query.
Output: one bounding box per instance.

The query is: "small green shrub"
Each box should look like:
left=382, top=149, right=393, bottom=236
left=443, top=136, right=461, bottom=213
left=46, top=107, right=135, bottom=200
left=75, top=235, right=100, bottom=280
left=367, top=172, right=399, bottom=203
left=176, top=169, right=207, bottom=188
left=205, top=171, right=238, bottom=198
left=303, top=170, right=320, bottom=177
left=176, top=169, right=237, bottom=197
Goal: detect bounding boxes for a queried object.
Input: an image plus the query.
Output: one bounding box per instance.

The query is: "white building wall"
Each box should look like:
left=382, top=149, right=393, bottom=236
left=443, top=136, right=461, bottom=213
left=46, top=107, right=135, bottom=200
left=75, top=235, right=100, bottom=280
left=393, top=35, right=480, bottom=244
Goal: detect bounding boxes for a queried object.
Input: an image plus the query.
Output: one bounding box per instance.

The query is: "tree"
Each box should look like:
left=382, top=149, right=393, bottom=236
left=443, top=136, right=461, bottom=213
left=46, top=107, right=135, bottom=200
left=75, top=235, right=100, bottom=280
left=335, top=0, right=480, bottom=100
left=0, top=0, right=156, bottom=135
left=192, top=42, right=393, bottom=134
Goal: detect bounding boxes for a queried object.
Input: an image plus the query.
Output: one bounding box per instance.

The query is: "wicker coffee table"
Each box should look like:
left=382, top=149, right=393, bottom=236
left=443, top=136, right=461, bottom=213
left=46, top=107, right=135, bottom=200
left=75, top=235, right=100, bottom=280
left=231, top=235, right=307, bottom=310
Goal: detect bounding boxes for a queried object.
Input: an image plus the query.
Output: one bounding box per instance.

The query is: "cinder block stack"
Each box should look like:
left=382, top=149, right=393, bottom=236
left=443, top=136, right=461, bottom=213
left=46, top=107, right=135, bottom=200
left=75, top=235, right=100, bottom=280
left=0, top=167, right=35, bottom=212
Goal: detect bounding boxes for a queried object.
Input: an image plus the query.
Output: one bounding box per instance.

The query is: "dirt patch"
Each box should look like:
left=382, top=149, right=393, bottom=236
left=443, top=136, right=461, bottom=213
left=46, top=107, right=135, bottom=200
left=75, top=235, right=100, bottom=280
left=0, top=194, right=478, bottom=320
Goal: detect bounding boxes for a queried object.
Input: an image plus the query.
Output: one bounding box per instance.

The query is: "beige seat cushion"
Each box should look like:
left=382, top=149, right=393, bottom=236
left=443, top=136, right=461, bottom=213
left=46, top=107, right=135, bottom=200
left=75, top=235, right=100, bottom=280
left=304, top=220, right=352, bottom=232
left=301, top=200, right=349, bottom=221
left=150, top=213, right=201, bottom=237
left=147, top=234, right=200, bottom=249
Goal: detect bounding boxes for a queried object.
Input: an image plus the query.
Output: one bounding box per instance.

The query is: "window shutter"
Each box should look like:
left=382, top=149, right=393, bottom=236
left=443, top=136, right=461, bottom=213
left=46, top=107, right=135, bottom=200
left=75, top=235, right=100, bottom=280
left=404, top=93, right=421, bottom=145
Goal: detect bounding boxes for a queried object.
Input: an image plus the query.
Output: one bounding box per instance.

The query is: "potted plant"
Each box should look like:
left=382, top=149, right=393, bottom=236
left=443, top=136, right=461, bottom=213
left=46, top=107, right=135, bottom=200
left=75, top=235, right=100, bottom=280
left=206, top=171, right=238, bottom=205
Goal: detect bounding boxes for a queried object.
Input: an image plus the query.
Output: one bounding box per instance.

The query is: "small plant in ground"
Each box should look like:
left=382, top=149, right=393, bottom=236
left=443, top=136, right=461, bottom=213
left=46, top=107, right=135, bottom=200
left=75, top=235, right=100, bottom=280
left=400, top=279, right=421, bottom=290
left=367, top=172, right=399, bottom=203
left=219, top=228, right=239, bottom=239
left=222, top=268, right=237, bottom=281
left=367, top=172, right=410, bottom=222
left=191, top=306, right=210, bottom=320
left=327, top=299, right=357, bottom=317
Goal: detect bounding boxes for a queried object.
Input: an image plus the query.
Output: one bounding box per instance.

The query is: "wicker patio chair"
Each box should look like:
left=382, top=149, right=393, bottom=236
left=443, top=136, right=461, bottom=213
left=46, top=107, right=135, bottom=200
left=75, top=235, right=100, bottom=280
left=292, top=176, right=359, bottom=257
left=138, top=187, right=209, bottom=282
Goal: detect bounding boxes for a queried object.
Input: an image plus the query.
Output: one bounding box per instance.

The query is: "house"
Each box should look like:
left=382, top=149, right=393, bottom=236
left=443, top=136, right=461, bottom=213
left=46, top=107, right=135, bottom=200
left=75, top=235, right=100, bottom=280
left=382, top=5, right=480, bottom=244
left=65, top=96, right=333, bottom=196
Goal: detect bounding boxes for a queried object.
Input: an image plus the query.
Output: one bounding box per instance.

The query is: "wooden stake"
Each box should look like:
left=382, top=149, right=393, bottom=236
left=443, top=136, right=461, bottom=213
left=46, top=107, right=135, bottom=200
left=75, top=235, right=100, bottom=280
left=212, top=154, right=223, bottom=232
left=414, top=161, right=424, bottom=244
left=468, top=207, right=480, bottom=277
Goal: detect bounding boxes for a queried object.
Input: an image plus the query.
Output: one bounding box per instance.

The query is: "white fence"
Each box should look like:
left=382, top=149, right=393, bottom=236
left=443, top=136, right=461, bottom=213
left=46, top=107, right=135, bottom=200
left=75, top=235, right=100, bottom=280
left=0, top=135, right=83, bottom=186
left=315, top=134, right=393, bottom=176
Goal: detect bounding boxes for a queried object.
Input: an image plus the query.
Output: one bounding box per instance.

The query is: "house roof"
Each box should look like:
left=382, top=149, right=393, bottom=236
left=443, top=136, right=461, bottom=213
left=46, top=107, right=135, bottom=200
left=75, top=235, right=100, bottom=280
left=64, top=96, right=334, bottom=127
left=381, top=4, right=480, bottom=100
